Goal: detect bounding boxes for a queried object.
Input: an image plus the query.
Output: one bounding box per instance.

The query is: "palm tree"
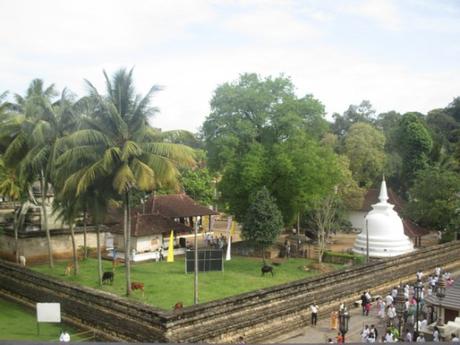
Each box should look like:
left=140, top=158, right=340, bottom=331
left=59, top=68, right=195, bottom=295
left=0, top=156, right=27, bottom=263
left=1, top=80, right=79, bottom=268
left=53, top=198, right=80, bottom=275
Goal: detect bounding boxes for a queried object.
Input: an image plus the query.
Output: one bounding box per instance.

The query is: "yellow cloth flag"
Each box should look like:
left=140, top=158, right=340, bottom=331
left=167, top=230, right=174, bottom=262
left=230, top=221, right=236, bottom=236
left=202, top=215, right=209, bottom=230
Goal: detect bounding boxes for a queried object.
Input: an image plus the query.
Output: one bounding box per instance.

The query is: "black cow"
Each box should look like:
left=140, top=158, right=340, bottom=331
left=261, top=264, right=274, bottom=276
left=102, top=271, right=114, bottom=284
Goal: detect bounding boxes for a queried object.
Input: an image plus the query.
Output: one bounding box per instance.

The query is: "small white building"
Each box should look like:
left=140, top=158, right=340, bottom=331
left=352, top=179, right=414, bottom=257
left=109, top=213, right=193, bottom=262
left=348, top=183, right=429, bottom=248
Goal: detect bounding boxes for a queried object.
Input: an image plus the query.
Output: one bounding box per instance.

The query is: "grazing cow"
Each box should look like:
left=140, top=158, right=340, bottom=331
left=131, top=282, right=145, bottom=296
left=64, top=262, right=73, bottom=276
left=19, top=256, right=26, bottom=267
left=261, top=264, right=274, bottom=276
left=102, top=271, right=114, bottom=284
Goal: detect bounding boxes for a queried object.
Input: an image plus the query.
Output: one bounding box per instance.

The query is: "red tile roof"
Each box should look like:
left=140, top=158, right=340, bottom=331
left=145, top=194, right=218, bottom=218
left=110, top=213, right=192, bottom=237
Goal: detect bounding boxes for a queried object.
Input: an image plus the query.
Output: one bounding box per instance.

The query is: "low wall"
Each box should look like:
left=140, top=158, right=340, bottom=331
left=0, top=241, right=459, bottom=343
left=0, top=228, right=110, bottom=263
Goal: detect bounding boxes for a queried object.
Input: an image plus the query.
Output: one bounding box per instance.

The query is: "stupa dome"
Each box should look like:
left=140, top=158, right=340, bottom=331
left=352, top=179, right=414, bottom=257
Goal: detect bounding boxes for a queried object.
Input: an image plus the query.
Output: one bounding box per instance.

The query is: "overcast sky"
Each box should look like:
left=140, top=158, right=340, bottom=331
left=1, top=0, right=459, bottom=132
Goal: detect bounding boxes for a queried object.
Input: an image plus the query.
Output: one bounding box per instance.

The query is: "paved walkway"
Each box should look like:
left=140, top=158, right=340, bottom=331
left=283, top=304, right=388, bottom=344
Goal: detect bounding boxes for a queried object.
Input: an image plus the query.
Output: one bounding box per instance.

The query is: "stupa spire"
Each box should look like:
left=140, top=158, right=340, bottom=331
left=378, top=176, right=388, bottom=203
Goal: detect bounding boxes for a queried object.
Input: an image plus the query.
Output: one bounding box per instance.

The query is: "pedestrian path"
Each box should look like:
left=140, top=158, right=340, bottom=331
left=283, top=305, right=387, bottom=343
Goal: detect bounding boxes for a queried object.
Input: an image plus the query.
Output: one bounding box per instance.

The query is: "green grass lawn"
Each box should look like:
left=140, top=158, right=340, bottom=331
left=0, top=298, right=84, bottom=341
left=32, top=256, right=342, bottom=310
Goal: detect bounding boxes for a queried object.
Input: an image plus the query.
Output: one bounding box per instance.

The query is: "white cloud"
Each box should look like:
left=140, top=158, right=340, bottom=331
left=224, top=6, right=320, bottom=42
left=0, top=0, right=459, bottom=133
left=342, top=0, right=402, bottom=31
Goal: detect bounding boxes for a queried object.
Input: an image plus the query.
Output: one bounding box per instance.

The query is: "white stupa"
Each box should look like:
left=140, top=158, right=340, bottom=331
left=352, top=178, right=414, bottom=257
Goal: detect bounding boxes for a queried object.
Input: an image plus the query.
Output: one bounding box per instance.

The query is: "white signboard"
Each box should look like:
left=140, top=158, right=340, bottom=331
left=36, top=303, right=61, bottom=323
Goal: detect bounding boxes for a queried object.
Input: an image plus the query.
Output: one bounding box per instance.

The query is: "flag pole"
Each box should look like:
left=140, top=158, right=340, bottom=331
left=194, top=217, right=199, bottom=304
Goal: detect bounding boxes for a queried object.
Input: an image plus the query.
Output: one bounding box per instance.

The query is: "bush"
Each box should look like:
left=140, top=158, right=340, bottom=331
left=322, top=251, right=365, bottom=265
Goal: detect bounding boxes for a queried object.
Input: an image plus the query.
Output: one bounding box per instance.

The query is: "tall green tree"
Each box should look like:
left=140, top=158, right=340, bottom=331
left=179, top=168, right=214, bottom=206
left=407, top=167, right=460, bottom=240
left=343, top=122, right=386, bottom=188
left=0, top=80, right=78, bottom=268
left=332, top=100, right=376, bottom=138
left=397, top=113, right=433, bottom=191
left=241, top=187, right=284, bottom=260
left=202, top=73, right=327, bottom=171
left=58, top=68, right=195, bottom=295
left=0, top=156, right=27, bottom=263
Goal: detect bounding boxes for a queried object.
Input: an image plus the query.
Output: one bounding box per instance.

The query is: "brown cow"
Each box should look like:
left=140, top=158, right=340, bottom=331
left=64, top=262, right=73, bottom=276
left=131, top=282, right=145, bottom=296
left=174, top=302, right=183, bottom=310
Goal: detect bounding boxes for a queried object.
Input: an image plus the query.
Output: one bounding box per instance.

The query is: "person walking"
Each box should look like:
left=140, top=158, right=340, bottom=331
left=361, top=292, right=368, bottom=316
left=361, top=325, right=370, bottom=343
left=311, top=303, right=319, bottom=326
left=416, top=333, right=426, bottom=342
left=387, top=304, right=396, bottom=326
left=336, top=332, right=344, bottom=344
left=405, top=329, right=413, bottom=343
left=330, top=311, right=338, bottom=330
left=367, top=325, right=376, bottom=343
left=433, top=326, right=440, bottom=342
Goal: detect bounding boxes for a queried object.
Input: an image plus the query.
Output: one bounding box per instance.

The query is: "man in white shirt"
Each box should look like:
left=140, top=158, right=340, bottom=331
left=310, top=303, right=319, bottom=326
left=385, top=293, right=394, bottom=306
left=405, top=329, right=412, bottom=343
left=361, top=325, right=369, bottom=343
left=416, top=334, right=425, bottom=342
left=416, top=270, right=423, bottom=281
left=385, top=330, right=394, bottom=343
left=387, top=305, right=396, bottom=326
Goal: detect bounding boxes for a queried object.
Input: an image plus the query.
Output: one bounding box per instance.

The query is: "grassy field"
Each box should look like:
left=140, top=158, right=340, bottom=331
left=32, top=256, right=342, bottom=310
left=0, top=298, right=84, bottom=341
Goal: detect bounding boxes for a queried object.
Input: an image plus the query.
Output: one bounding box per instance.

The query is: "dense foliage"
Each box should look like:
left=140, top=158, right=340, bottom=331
left=241, top=187, right=284, bottom=256
left=1, top=68, right=460, bottom=278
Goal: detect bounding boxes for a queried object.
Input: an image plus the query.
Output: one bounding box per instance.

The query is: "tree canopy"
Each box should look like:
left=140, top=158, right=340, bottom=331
left=241, top=187, right=284, bottom=256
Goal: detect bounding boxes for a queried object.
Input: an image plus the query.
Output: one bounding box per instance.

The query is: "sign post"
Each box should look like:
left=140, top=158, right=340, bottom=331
left=36, top=303, right=61, bottom=335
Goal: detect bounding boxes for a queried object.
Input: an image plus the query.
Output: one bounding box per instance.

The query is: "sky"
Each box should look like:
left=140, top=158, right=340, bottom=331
left=1, top=0, right=460, bottom=132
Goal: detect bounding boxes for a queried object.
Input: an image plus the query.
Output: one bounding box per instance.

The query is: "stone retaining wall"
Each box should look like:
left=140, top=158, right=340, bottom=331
left=0, top=241, right=459, bottom=343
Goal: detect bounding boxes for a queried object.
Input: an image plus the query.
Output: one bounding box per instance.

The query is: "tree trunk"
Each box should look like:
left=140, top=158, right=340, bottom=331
left=13, top=208, right=19, bottom=264
left=69, top=222, right=79, bottom=275
left=40, top=171, right=53, bottom=268
left=124, top=192, right=132, bottom=296
left=83, top=209, right=88, bottom=259
left=96, top=224, right=102, bottom=286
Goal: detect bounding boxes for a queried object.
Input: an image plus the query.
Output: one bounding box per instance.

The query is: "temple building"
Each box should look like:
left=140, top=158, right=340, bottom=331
left=352, top=179, right=414, bottom=257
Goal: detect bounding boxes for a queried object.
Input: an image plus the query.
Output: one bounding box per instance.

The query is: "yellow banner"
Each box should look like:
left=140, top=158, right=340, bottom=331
left=167, top=230, right=174, bottom=263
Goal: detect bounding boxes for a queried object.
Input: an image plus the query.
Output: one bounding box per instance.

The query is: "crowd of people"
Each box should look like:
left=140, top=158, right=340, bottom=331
left=322, top=266, right=458, bottom=343
left=204, top=233, right=227, bottom=249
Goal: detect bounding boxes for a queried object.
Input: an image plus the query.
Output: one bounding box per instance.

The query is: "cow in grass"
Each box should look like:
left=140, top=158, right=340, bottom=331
left=261, top=264, right=274, bottom=276
left=102, top=271, right=114, bottom=285
left=131, top=282, right=145, bottom=296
